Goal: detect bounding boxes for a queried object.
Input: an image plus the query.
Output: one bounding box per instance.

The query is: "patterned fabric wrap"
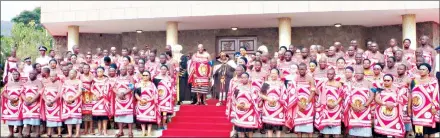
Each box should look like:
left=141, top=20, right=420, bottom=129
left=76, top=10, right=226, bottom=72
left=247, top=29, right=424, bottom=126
left=136, top=82, right=161, bottom=124
left=1, top=87, right=23, bottom=121
left=373, top=88, right=405, bottom=137
left=411, top=79, right=439, bottom=127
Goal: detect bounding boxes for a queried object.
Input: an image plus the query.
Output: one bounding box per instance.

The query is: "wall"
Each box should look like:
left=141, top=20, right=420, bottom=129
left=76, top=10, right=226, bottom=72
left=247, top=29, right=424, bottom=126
left=367, top=21, right=439, bottom=51
left=52, top=22, right=439, bottom=56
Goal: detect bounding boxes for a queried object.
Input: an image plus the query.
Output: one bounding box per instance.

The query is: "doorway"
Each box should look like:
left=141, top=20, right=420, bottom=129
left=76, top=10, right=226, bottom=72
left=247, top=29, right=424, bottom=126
left=217, top=37, right=258, bottom=58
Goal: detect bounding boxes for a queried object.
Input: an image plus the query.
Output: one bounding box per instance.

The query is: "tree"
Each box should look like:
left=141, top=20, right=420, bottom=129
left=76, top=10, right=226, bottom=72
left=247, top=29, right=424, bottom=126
left=6, top=21, right=52, bottom=63
left=11, top=7, right=41, bottom=29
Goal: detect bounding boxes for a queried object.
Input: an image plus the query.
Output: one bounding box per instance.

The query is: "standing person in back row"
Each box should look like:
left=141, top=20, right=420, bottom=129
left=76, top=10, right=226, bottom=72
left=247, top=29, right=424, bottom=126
left=188, top=44, right=211, bottom=105
left=419, top=35, right=436, bottom=74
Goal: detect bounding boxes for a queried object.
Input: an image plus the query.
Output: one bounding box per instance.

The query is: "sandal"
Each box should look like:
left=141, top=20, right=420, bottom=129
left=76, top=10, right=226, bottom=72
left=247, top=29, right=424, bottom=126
left=115, top=131, right=124, bottom=138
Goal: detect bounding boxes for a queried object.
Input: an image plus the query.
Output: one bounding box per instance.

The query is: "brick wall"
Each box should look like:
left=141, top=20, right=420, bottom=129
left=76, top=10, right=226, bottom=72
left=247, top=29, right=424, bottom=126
left=53, top=22, right=439, bottom=56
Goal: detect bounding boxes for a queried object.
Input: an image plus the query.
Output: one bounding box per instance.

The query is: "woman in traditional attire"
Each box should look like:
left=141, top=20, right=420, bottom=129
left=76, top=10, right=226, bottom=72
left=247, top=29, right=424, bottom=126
left=411, top=63, right=439, bottom=137
left=113, top=65, right=135, bottom=138
left=61, top=70, right=83, bottom=138
left=226, top=65, right=247, bottom=137
left=259, top=68, right=287, bottom=137
left=80, top=64, right=94, bottom=135
left=345, top=67, right=375, bottom=137
left=1, top=69, right=23, bottom=137
left=135, top=71, right=160, bottom=136
left=213, top=52, right=236, bottom=106
left=231, top=72, right=260, bottom=138
left=43, top=72, right=63, bottom=138
left=374, top=74, right=405, bottom=137
left=316, top=68, right=343, bottom=137
left=91, top=67, right=112, bottom=136
left=21, top=70, right=44, bottom=137
left=153, top=65, right=174, bottom=130
left=2, top=48, right=18, bottom=84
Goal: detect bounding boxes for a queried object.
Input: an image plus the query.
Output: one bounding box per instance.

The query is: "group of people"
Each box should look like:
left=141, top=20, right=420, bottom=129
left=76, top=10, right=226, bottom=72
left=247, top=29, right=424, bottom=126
left=0, top=34, right=439, bottom=138
left=0, top=44, right=199, bottom=138
left=219, top=36, right=439, bottom=138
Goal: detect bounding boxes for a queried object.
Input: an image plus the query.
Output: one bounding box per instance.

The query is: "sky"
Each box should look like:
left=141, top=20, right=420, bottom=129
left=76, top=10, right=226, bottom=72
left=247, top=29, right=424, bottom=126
left=1, top=1, right=41, bottom=21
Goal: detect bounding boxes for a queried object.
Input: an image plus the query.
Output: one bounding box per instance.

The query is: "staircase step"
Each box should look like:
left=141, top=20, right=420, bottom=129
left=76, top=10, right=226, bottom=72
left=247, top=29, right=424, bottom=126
left=172, top=115, right=229, bottom=123
left=167, top=122, right=232, bottom=130
left=161, top=129, right=230, bottom=137
left=176, top=110, right=225, bottom=116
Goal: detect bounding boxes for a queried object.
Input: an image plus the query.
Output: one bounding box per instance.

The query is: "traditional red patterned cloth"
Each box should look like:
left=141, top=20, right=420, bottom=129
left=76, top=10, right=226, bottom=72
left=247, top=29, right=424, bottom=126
left=158, top=79, right=174, bottom=113
left=412, top=78, right=439, bottom=127
left=136, top=82, right=161, bottom=124
left=232, top=83, right=261, bottom=129
left=21, top=86, right=41, bottom=119
left=113, top=76, right=134, bottom=116
left=91, top=78, right=112, bottom=118
left=374, top=87, right=405, bottom=137
left=188, top=61, right=211, bottom=87
left=285, top=82, right=297, bottom=129
left=396, top=84, right=411, bottom=123
left=1, top=86, right=23, bottom=121
left=293, top=80, right=315, bottom=127
left=42, top=87, right=62, bottom=122
left=345, top=87, right=372, bottom=129
left=226, top=77, right=240, bottom=120
left=316, top=85, right=343, bottom=130
left=61, top=83, right=82, bottom=120
left=261, top=81, right=287, bottom=126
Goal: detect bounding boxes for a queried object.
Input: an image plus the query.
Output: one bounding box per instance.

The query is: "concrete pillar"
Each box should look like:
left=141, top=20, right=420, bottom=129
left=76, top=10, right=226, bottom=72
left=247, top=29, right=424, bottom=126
left=402, top=14, right=416, bottom=50
left=67, top=25, right=79, bottom=52
left=166, top=21, right=178, bottom=46
left=278, top=17, right=292, bottom=48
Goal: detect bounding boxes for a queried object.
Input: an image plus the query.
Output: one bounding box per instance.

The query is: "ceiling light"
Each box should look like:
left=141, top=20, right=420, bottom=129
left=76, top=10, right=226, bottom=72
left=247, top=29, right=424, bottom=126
left=334, top=23, right=342, bottom=28
left=136, top=30, right=143, bottom=33
left=231, top=27, right=238, bottom=30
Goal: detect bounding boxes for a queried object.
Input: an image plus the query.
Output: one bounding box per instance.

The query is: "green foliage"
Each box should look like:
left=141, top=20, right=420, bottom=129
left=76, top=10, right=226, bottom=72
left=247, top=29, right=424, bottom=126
left=2, top=21, right=53, bottom=63
left=11, top=7, right=41, bottom=30
left=0, top=35, right=13, bottom=66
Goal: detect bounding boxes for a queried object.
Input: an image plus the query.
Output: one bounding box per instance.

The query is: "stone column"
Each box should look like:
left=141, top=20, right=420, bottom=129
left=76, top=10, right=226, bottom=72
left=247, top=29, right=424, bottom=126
left=166, top=21, right=178, bottom=46
left=402, top=14, right=416, bottom=50
left=278, top=17, right=292, bottom=48
left=67, top=25, right=79, bottom=52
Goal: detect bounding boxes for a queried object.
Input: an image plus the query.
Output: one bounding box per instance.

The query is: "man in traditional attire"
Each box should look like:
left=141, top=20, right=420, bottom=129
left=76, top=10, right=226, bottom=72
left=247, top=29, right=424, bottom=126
left=363, top=42, right=384, bottom=68
left=383, top=57, right=398, bottom=77
left=298, top=48, right=310, bottom=64
left=326, top=46, right=339, bottom=68
left=334, top=42, right=345, bottom=58
left=279, top=50, right=298, bottom=84
left=344, top=46, right=356, bottom=67
left=212, top=52, right=236, bottom=106
left=3, top=47, right=18, bottom=84
left=287, top=63, right=316, bottom=137
left=402, top=39, right=415, bottom=63
left=146, top=52, right=160, bottom=78
left=317, top=68, right=343, bottom=137
left=419, top=35, right=437, bottom=75
left=21, top=70, right=44, bottom=137
left=188, top=44, right=211, bottom=105
left=345, top=67, right=374, bottom=137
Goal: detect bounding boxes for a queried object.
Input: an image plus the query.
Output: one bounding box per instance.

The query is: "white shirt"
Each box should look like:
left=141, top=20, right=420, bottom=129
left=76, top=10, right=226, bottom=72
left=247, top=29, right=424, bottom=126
left=23, top=64, right=33, bottom=76
left=36, top=55, right=51, bottom=66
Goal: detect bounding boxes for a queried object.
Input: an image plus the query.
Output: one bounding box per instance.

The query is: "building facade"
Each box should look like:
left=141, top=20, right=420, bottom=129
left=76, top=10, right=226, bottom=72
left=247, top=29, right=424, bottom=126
left=41, top=1, right=439, bottom=56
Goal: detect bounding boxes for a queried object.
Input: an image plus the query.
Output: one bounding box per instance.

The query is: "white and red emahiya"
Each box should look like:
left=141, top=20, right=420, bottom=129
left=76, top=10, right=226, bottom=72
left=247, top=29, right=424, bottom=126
left=411, top=79, right=439, bottom=127
left=61, top=84, right=82, bottom=120
left=293, top=80, right=315, bottom=127
left=114, top=76, right=134, bottom=116
left=21, top=86, right=41, bottom=119
left=43, top=88, right=62, bottom=122
left=261, top=81, right=287, bottom=126
left=136, top=82, right=160, bottom=124
left=374, top=87, right=405, bottom=137
left=232, top=84, right=261, bottom=129
left=317, top=85, right=342, bottom=130
left=158, top=80, right=174, bottom=113
left=1, top=87, right=23, bottom=121
left=345, top=87, right=372, bottom=128
left=91, top=78, right=112, bottom=117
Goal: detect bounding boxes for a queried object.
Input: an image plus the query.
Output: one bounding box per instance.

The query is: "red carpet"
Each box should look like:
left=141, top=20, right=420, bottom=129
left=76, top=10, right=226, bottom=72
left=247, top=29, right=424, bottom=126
left=161, top=100, right=232, bottom=137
